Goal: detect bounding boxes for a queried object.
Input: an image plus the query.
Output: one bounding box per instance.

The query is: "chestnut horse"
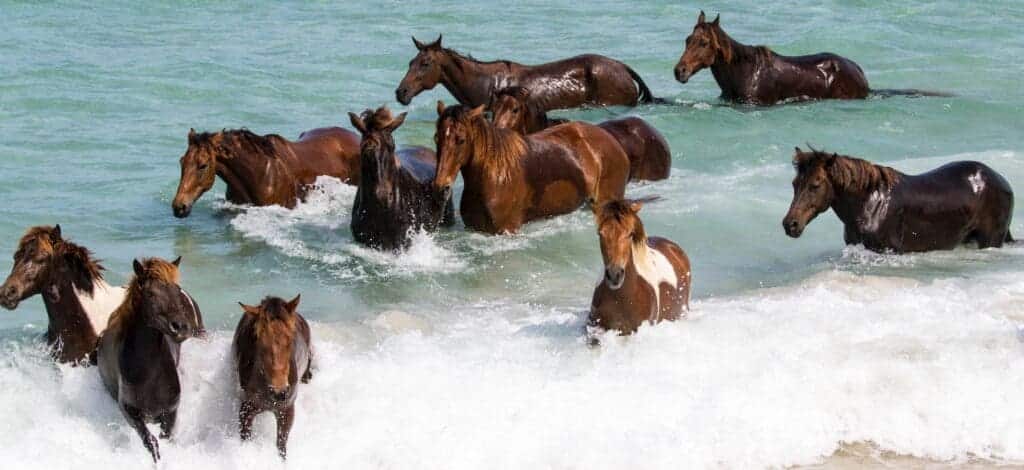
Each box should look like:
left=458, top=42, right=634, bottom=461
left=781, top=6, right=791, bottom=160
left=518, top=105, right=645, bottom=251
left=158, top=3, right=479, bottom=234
left=95, top=257, right=205, bottom=462
left=172, top=127, right=360, bottom=217
left=0, top=225, right=125, bottom=363
left=590, top=198, right=691, bottom=334
left=396, top=35, right=658, bottom=110
left=490, top=87, right=672, bottom=181
left=434, top=102, right=630, bottom=234
left=783, top=148, right=1014, bottom=253
left=234, top=295, right=312, bottom=459
left=348, top=106, right=455, bottom=250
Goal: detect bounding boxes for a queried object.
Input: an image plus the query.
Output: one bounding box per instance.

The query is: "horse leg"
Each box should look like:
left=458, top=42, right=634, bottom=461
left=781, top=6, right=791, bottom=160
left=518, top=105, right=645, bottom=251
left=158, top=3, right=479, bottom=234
left=123, top=404, right=160, bottom=462
left=274, top=405, right=296, bottom=459
left=301, top=356, right=313, bottom=384
left=974, top=227, right=1008, bottom=249
left=239, top=400, right=259, bottom=442
left=158, top=409, right=177, bottom=439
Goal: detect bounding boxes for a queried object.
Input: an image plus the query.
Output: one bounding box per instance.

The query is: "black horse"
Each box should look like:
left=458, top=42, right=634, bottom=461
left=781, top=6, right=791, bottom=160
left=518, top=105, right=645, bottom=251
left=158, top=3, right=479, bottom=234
left=348, top=106, right=454, bottom=250
left=783, top=148, right=1014, bottom=253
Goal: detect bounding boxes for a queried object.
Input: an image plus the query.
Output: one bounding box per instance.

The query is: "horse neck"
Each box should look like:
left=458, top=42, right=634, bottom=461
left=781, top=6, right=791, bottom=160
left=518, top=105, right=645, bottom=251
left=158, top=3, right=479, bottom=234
left=709, top=31, right=764, bottom=95
left=40, top=273, right=97, bottom=345
left=217, top=136, right=291, bottom=203
left=464, top=120, right=526, bottom=188
left=120, top=308, right=173, bottom=363
left=442, top=53, right=512, bottom=106
left=359, top=145, right=400, bottom=187
left=827, top=158, right=903, bottom=226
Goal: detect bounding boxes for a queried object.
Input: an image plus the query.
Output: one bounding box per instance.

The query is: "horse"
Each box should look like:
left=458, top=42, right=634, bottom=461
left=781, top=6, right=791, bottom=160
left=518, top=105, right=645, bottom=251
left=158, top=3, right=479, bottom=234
left=490, top=86, right=672, bottom=181
left=95, top=257, right=205, bottom=462
left=233, top=295, right=312, bottom=459
left=0, top=225, right=125, bottom=363
left=172, top=127, right=361, bottom=218
left=783, top=148, right=1015, bottom=253
left=396, top=35, right=659, bottom=111
left=348, top=106, right=455, bottom=251
left=673, top=11, right=872, bottom=105
left=589, top=198, right=691, bottom=335
left=434, top=101, right=630, bottom=234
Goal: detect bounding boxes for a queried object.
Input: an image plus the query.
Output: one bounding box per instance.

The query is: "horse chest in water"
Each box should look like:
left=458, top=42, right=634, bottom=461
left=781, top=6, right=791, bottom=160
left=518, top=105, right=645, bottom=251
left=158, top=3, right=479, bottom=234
left=632, top=244, right=678, bottom=322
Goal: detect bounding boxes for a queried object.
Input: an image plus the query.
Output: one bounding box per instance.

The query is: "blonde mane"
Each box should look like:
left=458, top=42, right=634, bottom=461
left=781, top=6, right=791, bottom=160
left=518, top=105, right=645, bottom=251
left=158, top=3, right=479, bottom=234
left=105, top=258, right=180, bottom=336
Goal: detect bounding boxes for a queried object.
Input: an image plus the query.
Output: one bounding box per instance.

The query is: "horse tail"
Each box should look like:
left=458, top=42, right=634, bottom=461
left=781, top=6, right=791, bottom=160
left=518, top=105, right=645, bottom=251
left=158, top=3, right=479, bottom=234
left=1006, top=231, right=1015, bottom=244
left=870, top=88, right=955, bottom=98
left=624, top=65, right=665, bottom=104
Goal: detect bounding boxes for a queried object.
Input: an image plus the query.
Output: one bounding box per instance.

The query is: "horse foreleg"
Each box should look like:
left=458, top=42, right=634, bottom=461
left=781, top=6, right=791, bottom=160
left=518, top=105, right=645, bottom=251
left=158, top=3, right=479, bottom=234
left=239, top=400, right=258, bottom=442
left=274, top=405, right=295, bottom=459
left=123, top=404, right=160, bottom=462
left=158, top=409, right=177, bottom=439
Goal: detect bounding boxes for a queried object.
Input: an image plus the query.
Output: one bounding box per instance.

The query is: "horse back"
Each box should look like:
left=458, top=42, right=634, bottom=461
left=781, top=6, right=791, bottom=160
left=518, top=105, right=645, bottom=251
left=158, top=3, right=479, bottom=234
left=396, top=146, right=439, bottom=184
left=291, top=127, right=362, bottom=182
left=597, top=117, right=672, bottom=181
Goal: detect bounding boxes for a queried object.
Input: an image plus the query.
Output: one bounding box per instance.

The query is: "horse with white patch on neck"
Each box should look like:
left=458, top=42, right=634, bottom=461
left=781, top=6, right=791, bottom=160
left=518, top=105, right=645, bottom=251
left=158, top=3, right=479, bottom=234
left=0, top=225, right=126, bottom=363
left=589, top=198, right=691, bottom=335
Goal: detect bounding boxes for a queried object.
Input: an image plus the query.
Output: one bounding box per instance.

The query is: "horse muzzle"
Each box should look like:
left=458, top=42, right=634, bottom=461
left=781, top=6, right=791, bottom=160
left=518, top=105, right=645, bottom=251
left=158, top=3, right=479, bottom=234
left=172, top=203, right=192, bottom=218
left=674, top=66, right=691, bottom=84
left=604, top=266, right=625, bottom=290
left=395, top=87, right=412, bottom=105
left=783, top=218, right=805, bottom=238
left=0, top=284, right=20, bottom=310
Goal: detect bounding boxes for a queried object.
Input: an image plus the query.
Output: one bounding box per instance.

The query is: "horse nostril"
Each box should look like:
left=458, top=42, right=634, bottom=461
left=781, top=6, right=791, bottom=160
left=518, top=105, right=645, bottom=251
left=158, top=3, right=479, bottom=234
left=169, top=321, right=185, bottom=334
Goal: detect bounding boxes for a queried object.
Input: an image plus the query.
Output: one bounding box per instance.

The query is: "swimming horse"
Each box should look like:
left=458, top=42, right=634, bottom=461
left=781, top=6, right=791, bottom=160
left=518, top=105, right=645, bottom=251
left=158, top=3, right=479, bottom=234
left=233, top=295, right=312, bottom=459
left=674, top=12, right=949, bottom=105
left=348, top=106, right=454, bottom=250
left=590, top=198, right=691, bottom=335
left=397, top=35, right=660, bottom=110
left=172, top=126, right=361, bottom=217
left=490, top=86, right=672, bottom=181
left=95, top=257, right=205, bottom=462
left=783, top=147, right=1014, bottom=253
left=0, top=225, right=125, bottom=363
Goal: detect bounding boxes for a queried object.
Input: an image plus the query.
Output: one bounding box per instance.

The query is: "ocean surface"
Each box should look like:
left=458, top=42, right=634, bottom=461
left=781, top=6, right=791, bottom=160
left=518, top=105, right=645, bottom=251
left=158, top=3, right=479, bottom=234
left=1, top=1, right=1023, bottom=468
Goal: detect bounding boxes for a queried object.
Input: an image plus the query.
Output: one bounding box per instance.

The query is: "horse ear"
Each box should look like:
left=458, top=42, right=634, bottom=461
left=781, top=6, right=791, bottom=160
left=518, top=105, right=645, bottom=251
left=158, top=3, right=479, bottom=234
left=432, top=34, right=443, bottom=48
left=436, top=100, right=446, bottom=116
left=712, top=14, right=720, bottom=26
left=188, top=128, right=197, bottom=143
left=698, top=10, right=706, bottom=24
left=133, top=259, right=144, bottom=277
left=51, top=224, right=62, bottom=242
left=412, top=36, right=426, bottom=51
left=285, top=294, right=301, bottom=313
left=349, top=112, right=367, bottom=135
left=387, top=112, right=408, bottom=132
left=467, top=104, right=485, bottom=120
left=239, top=302, right=260, bottom=316
left=171, top=256, right=181, bottom=267
left=629, top=200, right=645, bottom=213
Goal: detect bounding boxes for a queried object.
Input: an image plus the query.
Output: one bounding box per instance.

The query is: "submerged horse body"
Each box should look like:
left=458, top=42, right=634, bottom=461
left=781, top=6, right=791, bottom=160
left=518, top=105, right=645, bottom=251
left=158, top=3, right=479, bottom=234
left=349, top=106, right=454, bottom=251
left=490, top=87, right=671, bottom=181
left=590, top=198, right=691, bottom=334
left=0, top=225, right=125, bottom=363
left=397, top=35, right=658, bottom=110
left=234, top=295, right=312, bottom=459
left=783, top=148, right=1014, bottom=253
left=433, top=102, right=630, bottom=234
left=172, top=127, right=360, bottom=217
left=674, top=12, right=870, bottom=105
left=96, top=257, right=204, bottom=462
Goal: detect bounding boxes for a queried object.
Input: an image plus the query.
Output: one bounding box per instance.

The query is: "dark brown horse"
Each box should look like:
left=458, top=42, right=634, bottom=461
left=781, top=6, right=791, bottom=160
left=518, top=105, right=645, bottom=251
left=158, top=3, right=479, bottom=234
left=434, top=102, right=630, bottom=234
left=674, top=11, right=870, bottom=105
left=0, top=225, right=125, bottom=363
left=348, top=106, right=454, bottom=251
left=783, top=148, right=1015, bottom=253
left=490, top=87, right=672, bottom=181
left=396, top=35, right=658, bottom=110
left=95, top=257, right=205, bottom=462
left=172, top=127, right=361, bottom=217
left=590, top=198, right=691, bottom=334
left=233, top=295, right=312, bottom=459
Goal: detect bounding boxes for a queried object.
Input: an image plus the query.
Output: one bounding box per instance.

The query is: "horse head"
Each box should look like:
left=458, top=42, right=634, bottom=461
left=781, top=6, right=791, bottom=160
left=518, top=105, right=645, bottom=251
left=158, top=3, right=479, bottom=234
left=396, top=35, right=446, bottom=105
left=349, top=106, right=407, bottom=205
left=433, top=101, right=485, bottom=194
left=490, top=87, right=536, bottom=134
left=173, top=129, right=222, bottom=218
left=129, top=257, right=203, bottom=343
left=783, top=147, right=837, bottom=238
left=594, top=198, right=656, bottom=290
left=675, top=11, right=732, bottom=83
left=238, top=295, right=301, bottom=402
left=0, top=225, right=63, bottom=309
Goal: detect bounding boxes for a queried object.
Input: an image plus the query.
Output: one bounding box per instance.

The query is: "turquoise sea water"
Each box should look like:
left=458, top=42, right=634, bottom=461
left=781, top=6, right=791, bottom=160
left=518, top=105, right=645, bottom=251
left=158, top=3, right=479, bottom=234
left=1, top=1, right=1023, bottom=468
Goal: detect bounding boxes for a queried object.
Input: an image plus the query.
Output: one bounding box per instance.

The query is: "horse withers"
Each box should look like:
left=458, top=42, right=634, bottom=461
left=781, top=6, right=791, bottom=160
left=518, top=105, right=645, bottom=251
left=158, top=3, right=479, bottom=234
left=783, top=147, right=1014, bottom=253
left=172, top=126, right=360, bottom=217
left=349, top=106, right=454, bottom=251
left=233, top=295, right=312, bottom=459
left=0, top=225, right=125, bottom=363
left=490, top=86, right=672, bottom=181
left=396, top=35, right=658, bottom=110
left=589, top=198, right=691, bottom=335
left=95, top=257, right=204, bottom=462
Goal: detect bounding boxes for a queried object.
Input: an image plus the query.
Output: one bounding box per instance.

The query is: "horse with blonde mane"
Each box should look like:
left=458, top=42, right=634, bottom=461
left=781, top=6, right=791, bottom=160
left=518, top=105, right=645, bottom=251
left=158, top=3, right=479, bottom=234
left=434, top=101, right=630, bottom=234
left=172, top=127, right=360, bottom=217
left=0, top=225, right=125, bottom=363
left=590, top=198, right=691, bottom=335
left=95, top=257, right=204, bottom=462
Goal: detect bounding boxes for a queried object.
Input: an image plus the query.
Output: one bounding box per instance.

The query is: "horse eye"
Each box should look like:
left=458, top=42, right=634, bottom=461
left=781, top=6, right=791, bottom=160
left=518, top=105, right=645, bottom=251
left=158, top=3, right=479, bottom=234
left=198, top=163, right=208, bottom=170
left=810, top=183, right=821, bottom=190
left=420, top=61, right=430, bottom=68
left=512, top=108, right=520, bottom=114
left=456, top=137, right=465, bottom=145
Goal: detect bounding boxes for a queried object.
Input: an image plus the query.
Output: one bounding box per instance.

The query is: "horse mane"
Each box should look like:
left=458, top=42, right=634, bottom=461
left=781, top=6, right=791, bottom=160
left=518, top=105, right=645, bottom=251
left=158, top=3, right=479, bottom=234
left=360, top=107, right=398, bottom=134
left=597, top=199, right=650, bottom=244
left=796, top=149, right=902, bottom=193
left=441, top=47, right=515, bottom=71
left=442, top=105, right=528, bottom=183
left=105, top=258, right=180, bottom=336
left=708, top=22, right=771, bottom=64
left=193, top=129, right=281, bottom=159
left=15, top=226, right=105, bottom=294
left=252, top=296, right=297, bottom=340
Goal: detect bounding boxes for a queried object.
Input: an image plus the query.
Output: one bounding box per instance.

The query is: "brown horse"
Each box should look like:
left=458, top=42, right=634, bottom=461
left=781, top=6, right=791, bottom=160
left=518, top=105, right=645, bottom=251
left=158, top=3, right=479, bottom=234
left=348, top=106, right=455, bottom=251
left=233, top=295, right=312, bottom=459
left=0, top=225, right=125, bottom=363
left=172, top=127, right=360, bottom=217
left=95, top=257, right=205, bottom=462
left=674, top=11, right=870, bottom=105
left=783, top=148, right=1015, bottom=253
left=396, top=35, right=658, bottom=110
left=490, top=87, right=672, bottom=181
left=589, top=198, right=691, bottom=334
left=434, top=102, right=630, bottom=234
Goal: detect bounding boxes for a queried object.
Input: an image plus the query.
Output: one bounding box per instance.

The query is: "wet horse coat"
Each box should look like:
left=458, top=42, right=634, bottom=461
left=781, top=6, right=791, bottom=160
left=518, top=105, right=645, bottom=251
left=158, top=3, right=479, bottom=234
left=783, top=148, right=1014, bottom=252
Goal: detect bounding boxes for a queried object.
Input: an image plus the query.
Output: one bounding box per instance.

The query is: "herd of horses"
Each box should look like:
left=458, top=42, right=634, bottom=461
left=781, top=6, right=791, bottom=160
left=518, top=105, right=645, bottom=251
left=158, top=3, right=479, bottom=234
left=1, top=11, right=1016, bottom=463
